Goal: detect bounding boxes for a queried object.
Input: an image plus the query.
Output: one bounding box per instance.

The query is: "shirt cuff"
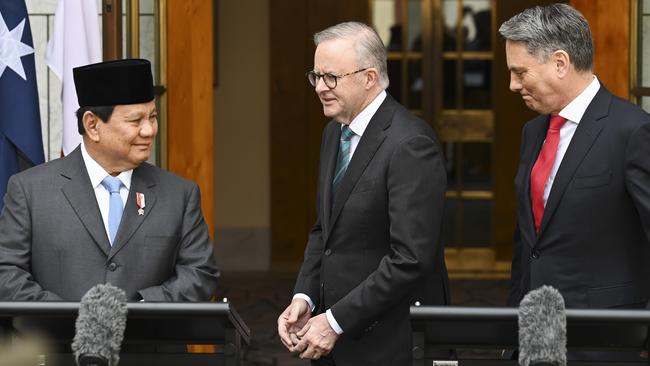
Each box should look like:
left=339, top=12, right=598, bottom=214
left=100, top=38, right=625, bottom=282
left=326, top=309, right=344, bottom=335
left=292, top=293, right=315, bottom=312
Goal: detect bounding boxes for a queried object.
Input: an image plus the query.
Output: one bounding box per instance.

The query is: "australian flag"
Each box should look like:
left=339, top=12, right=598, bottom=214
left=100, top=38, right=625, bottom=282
left=0, top=0, right=44, bottom=211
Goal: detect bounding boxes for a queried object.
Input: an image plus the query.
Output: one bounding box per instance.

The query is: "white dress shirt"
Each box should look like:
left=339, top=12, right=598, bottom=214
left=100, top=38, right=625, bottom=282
left=542, top=76, right=600, bottom=205
left=80, top=143, right=132, bottom=245
left=293, top=90, right=387, bottom=335
left=346, top=90, right=387, bottom=156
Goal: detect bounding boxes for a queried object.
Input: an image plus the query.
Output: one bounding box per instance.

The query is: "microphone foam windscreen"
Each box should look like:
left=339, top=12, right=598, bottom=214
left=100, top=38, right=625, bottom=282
left=72, top=283, right=128, bottom=366
left=518, top=285, right=567, bottom=366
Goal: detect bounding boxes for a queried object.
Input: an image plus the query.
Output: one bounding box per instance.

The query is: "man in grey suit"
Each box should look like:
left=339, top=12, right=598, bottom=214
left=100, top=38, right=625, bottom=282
left=277, top=22, right=449, bottom=365
left=0, top=59, right=219, bottom=301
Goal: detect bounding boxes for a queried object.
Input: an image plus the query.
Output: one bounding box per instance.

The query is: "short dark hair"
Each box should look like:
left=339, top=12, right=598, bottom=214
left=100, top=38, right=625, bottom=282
left=76, top=106, right=115, bottom=135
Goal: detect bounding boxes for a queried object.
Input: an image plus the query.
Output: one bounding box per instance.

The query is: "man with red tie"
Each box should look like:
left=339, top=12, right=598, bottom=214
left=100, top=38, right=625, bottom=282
left=501, top=3, right=650, bottom=312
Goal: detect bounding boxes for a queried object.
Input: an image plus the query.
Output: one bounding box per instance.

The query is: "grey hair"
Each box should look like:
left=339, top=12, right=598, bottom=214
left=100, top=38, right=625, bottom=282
left=499, top=3, right=593, bottom=72
left=314, top=21, right=389, bottom=89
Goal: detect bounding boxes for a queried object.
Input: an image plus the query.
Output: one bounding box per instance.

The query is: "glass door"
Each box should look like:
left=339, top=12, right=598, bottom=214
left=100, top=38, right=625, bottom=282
left=372, top=0, right=503, bottom=278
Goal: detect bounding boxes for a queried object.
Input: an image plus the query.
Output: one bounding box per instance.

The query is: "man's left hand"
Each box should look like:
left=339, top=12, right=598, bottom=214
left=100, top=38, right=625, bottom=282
left=291, top=313, right=339, bottom=360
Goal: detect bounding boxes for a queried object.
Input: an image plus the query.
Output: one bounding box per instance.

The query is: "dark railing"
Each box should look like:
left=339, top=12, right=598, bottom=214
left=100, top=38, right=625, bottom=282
left=411, top=306, right=650, bottom=366
left=0, top=302, right=250, bottom=366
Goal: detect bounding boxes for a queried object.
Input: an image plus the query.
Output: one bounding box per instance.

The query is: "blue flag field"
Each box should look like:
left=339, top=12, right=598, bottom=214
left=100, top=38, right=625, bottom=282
left=0, top=0, right=44, bottom=211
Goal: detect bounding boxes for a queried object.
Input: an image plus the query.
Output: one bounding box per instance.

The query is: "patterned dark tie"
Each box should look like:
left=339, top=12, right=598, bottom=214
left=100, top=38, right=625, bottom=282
left=332, top=125, right=355, bottom=202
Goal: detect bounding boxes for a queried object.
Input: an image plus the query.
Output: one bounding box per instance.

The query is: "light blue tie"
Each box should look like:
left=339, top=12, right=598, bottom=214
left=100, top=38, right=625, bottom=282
left=101, top=176, right=123, bottom=244
left=332, top=125, right=355, bottom=202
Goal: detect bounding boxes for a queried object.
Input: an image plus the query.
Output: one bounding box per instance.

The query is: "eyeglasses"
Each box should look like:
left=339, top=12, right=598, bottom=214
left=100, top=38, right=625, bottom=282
left=305, top=68, right=368, bottom=89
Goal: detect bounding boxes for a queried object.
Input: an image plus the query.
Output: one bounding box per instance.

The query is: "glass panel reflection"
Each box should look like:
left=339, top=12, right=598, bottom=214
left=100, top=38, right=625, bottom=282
left=387, top=59, right=403, bottom=103
left=642, top=15, right=650, bottom=86
left=408, top=60, right=422, bottom=109
left=641, top=96, right=650, bottom=113
left=140, top=6, right=156, bottom=71
left=443, top=199, right=493, bottom=247
left=442, top=0, right=458, bottom=52
left=443, top=60, right=457, bottom=109
left=462, top=142, right=492, bottom=190
left=443, top=198, right=458, bottom=247
left=462, top=200, right=492, bottom=246
left=408, top=0, right=422, bottom=51
left=463, top=60, right=491, bottom=109
left=443, top=141, right=457, bottom=186
left=463, top=0, right=491, bottom=51
left=373, top=0, right=400, bottom=50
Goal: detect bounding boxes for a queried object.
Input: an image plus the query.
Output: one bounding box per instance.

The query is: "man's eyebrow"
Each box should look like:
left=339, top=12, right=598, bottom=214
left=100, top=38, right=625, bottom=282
left=124, top=111, right=146, bottom=119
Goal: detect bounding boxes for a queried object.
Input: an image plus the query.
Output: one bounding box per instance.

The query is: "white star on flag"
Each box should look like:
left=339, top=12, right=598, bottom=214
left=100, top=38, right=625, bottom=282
left=0, top=10, right=35, bottom=80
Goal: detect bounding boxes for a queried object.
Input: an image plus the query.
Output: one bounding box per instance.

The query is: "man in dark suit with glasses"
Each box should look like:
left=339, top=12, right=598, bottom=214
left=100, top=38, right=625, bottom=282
left=277, top=21, right=449, bottom=365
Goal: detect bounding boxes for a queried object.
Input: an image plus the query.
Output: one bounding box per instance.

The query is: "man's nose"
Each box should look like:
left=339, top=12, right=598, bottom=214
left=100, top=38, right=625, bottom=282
left=140, top=120, right=156, bottom=137
left=509, top=75, right=522, bottom=92
left=314, top=77, right=329, bottom=93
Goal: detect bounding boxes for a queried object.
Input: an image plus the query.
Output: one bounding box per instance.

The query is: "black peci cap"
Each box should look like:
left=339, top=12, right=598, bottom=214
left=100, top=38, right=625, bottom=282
left=73, top=59, right=154, bottom=107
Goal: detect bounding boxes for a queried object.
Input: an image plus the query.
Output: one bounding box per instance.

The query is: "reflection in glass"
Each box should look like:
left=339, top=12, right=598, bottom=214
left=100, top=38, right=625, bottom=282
left=462, top=200, right=492, bottom=246
left=443, top=142, right=492, bottom=190
left=443, top=60, right=457, bottom=109
left=443, top=142, right=457, bottom=187
left=442, top=0, right=491, bottom=52
left=463, top=0, right=491, bottom=51
left=463, top=60, right=491, bottom=109
left=443, top=199, right=493, bottom=247
left=442, top=0, right=459, bottom=51
left=387, top=60, right=403, bottom=103
left=442, top=198, right=457, bottom=247
left=642, top=15, right=650, bottom=86
left=462, top=143, right=492, bottom=190
left=408, top=60, right=422, bottom=109
left=642, top=97, right=650, bottom=112
left=140, top=15, right=156, bottom=70
left=408, top=0, right=422, bottom=51
left=373, top=0, right=399, bottom=49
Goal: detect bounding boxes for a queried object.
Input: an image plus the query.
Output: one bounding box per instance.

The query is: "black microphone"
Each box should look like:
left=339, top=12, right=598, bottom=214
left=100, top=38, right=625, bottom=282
left=518, top=285, right=567, bottom=366
left=72, top=283, right=128, bottom=366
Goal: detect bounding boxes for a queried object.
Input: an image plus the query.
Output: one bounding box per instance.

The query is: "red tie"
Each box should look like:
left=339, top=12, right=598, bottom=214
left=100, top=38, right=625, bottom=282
left=530, top=115, right=567, bottom=233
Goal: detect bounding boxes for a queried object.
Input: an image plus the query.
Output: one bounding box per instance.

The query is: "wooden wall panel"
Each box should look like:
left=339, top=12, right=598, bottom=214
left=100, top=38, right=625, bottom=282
left=270, top=1, right=369, bottom=267
left=493, top=0, right=560, bottom=262
left=572, top=0, right=630, bottom=99
left=167, top=0, right=215, bottom=236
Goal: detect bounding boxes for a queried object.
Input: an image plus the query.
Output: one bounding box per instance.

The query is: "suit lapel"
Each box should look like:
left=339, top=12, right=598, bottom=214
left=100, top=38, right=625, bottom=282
left=60, top=148, right=111, bottom=256
left=108, top=165, right=157, bottom=260
left=537, top=87, right=610, bottom=239
left=326, top=96, right=394, bottom=240
left=521, top=117, right=551, bottom=246
left=322, top=123, right=339, bottom=241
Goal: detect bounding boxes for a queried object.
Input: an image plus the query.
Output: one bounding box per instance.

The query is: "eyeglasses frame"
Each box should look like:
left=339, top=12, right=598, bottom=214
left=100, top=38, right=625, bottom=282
left=305, top=68, right=370, bottom=89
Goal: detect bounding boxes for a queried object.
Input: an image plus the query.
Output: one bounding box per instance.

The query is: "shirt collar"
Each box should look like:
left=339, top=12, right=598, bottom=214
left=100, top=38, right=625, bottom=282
left=80, top=143, right=133, bottom=190
left=346, top=90, right=387, bottom=137
left=558, top=76, right=600, bottom=124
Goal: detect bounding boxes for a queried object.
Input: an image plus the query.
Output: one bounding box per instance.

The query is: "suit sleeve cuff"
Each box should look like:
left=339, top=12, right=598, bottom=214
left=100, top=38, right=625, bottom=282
left=292, top=293, right=315, bottom=312
left=326, top=309, right=344, bottom=335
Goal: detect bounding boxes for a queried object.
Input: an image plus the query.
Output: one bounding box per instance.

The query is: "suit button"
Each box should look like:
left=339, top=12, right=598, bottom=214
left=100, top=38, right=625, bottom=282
left=531, top=250, right=540, bottom=259
left=107, top=262, right=118, bottom=271
left=325, top=249, right=332, bottom=256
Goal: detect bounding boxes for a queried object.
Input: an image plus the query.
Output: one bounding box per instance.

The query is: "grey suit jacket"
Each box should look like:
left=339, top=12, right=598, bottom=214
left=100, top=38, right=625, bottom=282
left=0, top=146, right=219, bottom=301
left=294, top=94, right=449, bottom=365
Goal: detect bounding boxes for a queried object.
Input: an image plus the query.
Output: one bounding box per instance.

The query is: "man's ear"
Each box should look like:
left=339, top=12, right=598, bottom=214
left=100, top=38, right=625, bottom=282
left=83, top=111, right=101, bottom=142
left=364, top=68, right=379, bottom=90
left=552, top=50, right=571, bottom=78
